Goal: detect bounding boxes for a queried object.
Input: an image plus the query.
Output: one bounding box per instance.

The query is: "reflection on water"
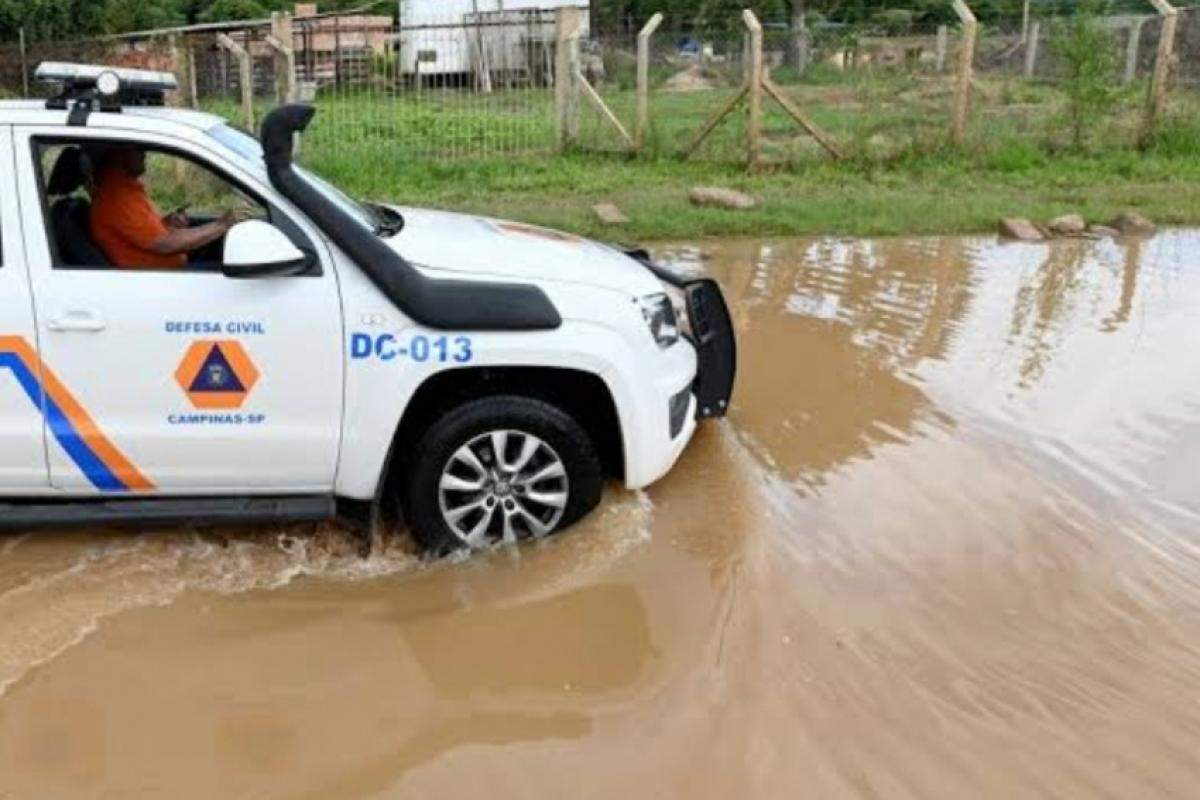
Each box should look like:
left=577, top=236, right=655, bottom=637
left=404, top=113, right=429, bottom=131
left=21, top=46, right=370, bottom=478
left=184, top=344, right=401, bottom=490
left=1005, top=236, right=1152, bottom=385
left=668, top=237, right=975, bottom=489
left=404, top=582, right=653, bottom=696
left=663, top=233, right=1200, bottom=506
left=1, top=231, right=1199, bottom=798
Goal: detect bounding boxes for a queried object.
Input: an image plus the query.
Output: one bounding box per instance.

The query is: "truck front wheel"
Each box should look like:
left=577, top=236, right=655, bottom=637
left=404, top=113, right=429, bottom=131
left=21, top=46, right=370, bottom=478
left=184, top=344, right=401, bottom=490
left=401, top=395, right=604, bottom=553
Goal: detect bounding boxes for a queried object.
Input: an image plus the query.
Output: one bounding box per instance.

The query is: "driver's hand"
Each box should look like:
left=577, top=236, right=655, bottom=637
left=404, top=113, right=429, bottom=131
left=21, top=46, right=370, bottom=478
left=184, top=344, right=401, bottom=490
left=218, top=207, right=253, bottom=230
left=164, top=211, right=189, bottom=229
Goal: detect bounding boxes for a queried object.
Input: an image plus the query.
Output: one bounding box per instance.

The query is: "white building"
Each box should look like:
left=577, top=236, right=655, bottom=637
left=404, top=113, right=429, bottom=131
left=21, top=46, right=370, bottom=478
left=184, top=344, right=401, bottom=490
left=398, top=0, right=590, bottom=82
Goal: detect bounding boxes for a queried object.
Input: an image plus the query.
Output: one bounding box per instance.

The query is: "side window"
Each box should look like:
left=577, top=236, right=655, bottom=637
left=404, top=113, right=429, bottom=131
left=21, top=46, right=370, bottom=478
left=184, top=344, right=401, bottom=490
left=33, top=139, right=306, bottom=273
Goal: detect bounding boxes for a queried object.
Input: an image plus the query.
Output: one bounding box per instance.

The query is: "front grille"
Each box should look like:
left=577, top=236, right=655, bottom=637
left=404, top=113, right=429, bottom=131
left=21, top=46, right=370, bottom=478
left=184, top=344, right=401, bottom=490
left=688, top=288, right=714, bottom=344
left=669, top=386, right=691, bottom=439
left=685, top=279, right=736, bottom=419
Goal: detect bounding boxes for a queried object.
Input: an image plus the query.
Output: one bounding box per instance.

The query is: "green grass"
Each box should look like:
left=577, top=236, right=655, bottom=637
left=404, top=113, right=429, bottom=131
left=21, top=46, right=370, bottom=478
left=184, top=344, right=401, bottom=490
left=202, top=74, right=1200, bottom=241
left=300, top=147, right=1200, bottom=241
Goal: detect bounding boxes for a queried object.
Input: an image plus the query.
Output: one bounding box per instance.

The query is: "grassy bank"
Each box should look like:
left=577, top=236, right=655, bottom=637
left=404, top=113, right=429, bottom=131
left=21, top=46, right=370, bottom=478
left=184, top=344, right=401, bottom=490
left=301, top=118, right=1200, bottom=241
left=203, top=70, right=1200, bottom=240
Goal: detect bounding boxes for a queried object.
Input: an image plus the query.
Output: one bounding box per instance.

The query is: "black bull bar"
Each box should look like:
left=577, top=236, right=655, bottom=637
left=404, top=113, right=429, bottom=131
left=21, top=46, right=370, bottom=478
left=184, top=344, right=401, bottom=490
left=625, top=249, right=737, bottom=420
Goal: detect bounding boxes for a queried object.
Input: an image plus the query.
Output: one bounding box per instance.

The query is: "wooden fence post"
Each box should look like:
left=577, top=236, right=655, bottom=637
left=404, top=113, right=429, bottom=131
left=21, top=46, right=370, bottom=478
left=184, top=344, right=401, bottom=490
left=683, top=7, right=841, bottom=163
left=269, top=11, right=297, bottom=104
left=682, top=85, right=749, bottom=158
left=635, top=12, right=663, bottom=152
left=1142, top=0, right=1178, bottom=142
left=470, top=0, right=493, bottom=93
left=166, top=34, right=188, bottom=183
left=185, top=45, right=198, bottom=108
left=567, top=12, right=582, bottom=143
left=168, top=34, right=199, bottom=109
left=216, top=33, right=254, bottom=131
left=577, top=70, right=634, bottom=148
left=950, top=0, right=978, bottom=146
left=793, top=10, right=811, bottom=73
left=554, top=8, right=569, bottom=150
left=18, top=28, right=29, bottom=97
left=1124, top=17, right=1148, bottom=85
left=1024, top=21, right=1040, bottom=78
left=683, top=8, right=842, bottom=163
left=554, top=6, right=585, bottom=151
left=166, top=34, right=182, bottom=103
left=935, top=25, right=948, bottom=72
left=744, top=9, right=764, bottom=168
left=333, top=14, right=342, bottom=86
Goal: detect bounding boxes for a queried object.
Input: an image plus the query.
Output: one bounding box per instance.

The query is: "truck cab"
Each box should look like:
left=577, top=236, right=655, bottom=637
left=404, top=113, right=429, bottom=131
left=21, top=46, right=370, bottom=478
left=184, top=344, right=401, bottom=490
left=0, top=63, right=735, bottom=552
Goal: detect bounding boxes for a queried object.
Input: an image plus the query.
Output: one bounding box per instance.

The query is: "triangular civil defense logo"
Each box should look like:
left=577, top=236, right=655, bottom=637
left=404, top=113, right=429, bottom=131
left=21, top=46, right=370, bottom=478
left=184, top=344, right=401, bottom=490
left=188, top=344, right=247, bottom=393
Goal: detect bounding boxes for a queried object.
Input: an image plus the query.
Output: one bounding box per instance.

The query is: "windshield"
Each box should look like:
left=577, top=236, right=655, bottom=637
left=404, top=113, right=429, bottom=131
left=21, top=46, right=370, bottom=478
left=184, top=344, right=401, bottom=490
left=206, top=123, right=382, bottom=233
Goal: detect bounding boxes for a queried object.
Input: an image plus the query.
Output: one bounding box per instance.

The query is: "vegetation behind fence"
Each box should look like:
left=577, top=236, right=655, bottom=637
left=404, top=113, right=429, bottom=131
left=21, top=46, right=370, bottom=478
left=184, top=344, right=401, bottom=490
left=0, top=3, right=1195, bottom=175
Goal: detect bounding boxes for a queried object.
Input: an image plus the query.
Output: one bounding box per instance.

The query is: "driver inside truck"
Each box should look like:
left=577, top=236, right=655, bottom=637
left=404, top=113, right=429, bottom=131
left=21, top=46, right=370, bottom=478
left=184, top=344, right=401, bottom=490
left=89, top=145, right=245, bottom=269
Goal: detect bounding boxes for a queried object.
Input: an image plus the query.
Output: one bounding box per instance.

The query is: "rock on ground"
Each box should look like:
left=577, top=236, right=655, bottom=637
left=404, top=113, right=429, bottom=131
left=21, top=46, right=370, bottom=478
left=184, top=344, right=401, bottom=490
left=1109, top=212, right=1156, bottom=235
left=592, top=202, right=630, bottom=225
left=1048, top=213, right=1087, bottom=236
left=663, top=66, right=718, bottom=93
left=689, top=187, right=758, bottom=210
left=1087, top=224, right=1120, bottom=238
left=998, top=217, right=1045, bottom=242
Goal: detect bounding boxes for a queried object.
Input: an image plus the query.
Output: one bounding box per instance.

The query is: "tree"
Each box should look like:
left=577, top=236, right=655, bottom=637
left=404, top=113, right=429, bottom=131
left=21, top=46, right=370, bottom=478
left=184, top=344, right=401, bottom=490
left=593, top=0, right=789, bottom=35
left=102, top=0, right=185, bottom=33
left=198, top=0, right=266, bottom=23
left=0, top=0, right=107, bottom=41
left=1049, top=0, right=1121, bottom=149
left=788, top=0, right=811, bottom=72
left=1, top=0, right=392, bottom=40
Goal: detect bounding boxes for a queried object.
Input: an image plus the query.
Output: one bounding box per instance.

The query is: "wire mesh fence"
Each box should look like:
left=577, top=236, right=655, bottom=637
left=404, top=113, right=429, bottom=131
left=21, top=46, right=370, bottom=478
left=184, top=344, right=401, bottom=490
left=0, top=3, right=1196, bottom=171
left=184, top=10, right=564, bottom=162
left=289, top=9, right=564, bottom=162
left=576, top=5, right=1200, bottom=162
left=0, top=8, right=571, bottom=163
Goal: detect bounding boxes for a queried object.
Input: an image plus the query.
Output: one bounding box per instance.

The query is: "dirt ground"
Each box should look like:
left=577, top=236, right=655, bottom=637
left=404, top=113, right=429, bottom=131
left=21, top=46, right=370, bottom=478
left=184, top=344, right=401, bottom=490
left=1, top=231, right=1198, bottom=798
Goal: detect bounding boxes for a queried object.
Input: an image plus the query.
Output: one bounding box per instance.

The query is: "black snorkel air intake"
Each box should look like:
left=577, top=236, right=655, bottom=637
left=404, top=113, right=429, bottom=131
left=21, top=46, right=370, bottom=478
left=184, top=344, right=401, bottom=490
left=261, top=104, right=561, bottom=331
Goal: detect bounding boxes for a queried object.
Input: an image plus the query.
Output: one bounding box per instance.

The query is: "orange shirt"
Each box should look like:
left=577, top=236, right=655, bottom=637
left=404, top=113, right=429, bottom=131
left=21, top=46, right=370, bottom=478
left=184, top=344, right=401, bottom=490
left=89, top=167, right=186, bottom=269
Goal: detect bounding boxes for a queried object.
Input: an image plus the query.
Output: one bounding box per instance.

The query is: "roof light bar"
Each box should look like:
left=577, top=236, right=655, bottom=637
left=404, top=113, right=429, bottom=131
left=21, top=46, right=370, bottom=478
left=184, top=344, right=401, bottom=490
left=37, top=61, right=178, bottom=124
left=36, top=62, right=179, bottom=96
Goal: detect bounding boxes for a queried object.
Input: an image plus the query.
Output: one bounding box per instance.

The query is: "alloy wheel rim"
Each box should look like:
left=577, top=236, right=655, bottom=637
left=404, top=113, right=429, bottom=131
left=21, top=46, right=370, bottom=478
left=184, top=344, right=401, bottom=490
left=437, top=429, right=569, bottom=547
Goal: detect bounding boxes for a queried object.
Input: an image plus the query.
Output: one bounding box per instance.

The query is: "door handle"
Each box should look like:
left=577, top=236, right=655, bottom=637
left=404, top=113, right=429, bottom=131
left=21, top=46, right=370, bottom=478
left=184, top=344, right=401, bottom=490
left=47, top=309, right=107, bottom=333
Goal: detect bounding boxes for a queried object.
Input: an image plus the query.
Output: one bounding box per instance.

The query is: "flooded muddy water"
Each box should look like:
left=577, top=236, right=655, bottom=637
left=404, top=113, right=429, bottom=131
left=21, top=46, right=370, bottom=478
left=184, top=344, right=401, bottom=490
left=2, top=231, right=1199, bottom=798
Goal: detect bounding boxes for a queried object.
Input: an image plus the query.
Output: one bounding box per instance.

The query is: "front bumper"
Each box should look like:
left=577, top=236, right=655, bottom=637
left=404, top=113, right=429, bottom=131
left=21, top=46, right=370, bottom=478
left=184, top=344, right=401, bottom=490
left=626, top=248, right=737, bottom=420
left=681, top=278, right=737, bottom=419
left=617, top=248, right=737, bottom=489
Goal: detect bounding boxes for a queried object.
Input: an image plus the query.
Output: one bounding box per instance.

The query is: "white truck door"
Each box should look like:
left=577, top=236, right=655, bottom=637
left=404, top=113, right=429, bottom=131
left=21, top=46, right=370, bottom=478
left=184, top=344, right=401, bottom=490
left=13, top=127, right=343, bottom=494
left=0, top=125, right=51, bottom=492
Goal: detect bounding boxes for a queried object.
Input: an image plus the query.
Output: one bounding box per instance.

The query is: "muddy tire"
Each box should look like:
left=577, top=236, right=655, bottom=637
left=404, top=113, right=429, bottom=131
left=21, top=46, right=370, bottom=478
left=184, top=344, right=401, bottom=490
left=400, top=395, right=603, bottom=554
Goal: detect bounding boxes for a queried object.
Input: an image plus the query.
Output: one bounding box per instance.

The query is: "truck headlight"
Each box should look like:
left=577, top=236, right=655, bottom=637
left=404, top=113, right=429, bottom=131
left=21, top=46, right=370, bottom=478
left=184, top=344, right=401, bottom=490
left=638, top=293, right=680, bottom=349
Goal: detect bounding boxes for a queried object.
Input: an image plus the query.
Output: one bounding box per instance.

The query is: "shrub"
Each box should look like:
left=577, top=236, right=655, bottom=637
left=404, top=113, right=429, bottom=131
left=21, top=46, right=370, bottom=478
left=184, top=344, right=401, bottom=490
left=986, top=138, right=1046, bottom=173
left=1048, top=0, right=1121, bottom=150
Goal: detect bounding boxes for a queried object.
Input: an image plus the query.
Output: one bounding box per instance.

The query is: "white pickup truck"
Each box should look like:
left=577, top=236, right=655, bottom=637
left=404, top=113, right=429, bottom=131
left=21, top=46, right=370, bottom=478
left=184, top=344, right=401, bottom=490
left=0, top=64, right=735, bottom=552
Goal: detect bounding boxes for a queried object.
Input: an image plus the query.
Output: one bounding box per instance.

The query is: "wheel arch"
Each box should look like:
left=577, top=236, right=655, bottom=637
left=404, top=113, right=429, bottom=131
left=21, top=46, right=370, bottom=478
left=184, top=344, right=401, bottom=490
left=376, top=365, right=624, bottom=512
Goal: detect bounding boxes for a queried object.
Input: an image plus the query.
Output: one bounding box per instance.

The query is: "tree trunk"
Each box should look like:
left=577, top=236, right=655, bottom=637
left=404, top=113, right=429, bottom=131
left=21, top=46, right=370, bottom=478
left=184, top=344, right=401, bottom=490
left=692, top=0, right=716, bottom=32
left=787, top=0, right=810, bottom=73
